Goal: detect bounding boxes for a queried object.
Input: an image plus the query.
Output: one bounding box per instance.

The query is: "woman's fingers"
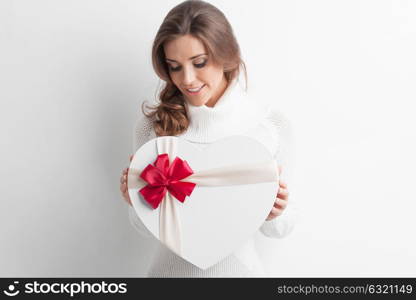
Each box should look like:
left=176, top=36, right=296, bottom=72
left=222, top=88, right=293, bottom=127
left=120, top=175, right=127, bottom=189
left=120, top=183, right=127, bottom=196
left=266, top=214, right=274, bottom=221
left=120, top=162, right=132, bottom=206
left=120, top=182, right=131, bottom=205
left=271, top=206, right=282, bottom=216
left=274, top=198, right=287, bottom=209
left=277, top=187, right=289, bottom=200
left=120, top=171, right=128, bottom=193
left=121, top=167, right=129, bottom=182
left=266, top=206, right=282, bottom=220
left=122, top=191, right=131, bottom=205
left=125, top=197, right=132, bottom=206
left=267, top=179, right=289, bottom=220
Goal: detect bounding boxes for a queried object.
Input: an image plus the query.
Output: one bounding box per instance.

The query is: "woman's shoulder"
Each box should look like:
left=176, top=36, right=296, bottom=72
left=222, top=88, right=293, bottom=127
left=263, top=105, right=292, bottom=132
left=252, top=103, right=293, bottom=142
left=134, top=111, right=154, bottom=132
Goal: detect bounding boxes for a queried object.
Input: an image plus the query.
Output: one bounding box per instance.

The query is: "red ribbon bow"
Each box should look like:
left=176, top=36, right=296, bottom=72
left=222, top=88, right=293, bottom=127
left=139, top=153, right=196, bottom=209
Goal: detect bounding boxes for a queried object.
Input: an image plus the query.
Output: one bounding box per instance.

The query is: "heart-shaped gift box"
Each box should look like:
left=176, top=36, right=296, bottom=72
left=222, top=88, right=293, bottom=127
left=127, top=135, right=279, bottom=269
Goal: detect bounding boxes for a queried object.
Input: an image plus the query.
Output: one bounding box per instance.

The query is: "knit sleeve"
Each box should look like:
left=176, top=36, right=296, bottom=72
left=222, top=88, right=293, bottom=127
left=127, top=113, right=155, bottom=239
left=259, top=108, right=298, bottom=239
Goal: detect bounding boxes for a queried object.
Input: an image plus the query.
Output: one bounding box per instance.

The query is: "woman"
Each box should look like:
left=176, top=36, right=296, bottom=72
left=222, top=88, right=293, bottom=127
left=119, top=0, right=295, bottom=277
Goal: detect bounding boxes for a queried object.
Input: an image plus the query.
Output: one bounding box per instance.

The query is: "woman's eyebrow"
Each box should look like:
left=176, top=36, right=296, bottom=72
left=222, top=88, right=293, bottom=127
left=165, top=53, right=207, bottom=63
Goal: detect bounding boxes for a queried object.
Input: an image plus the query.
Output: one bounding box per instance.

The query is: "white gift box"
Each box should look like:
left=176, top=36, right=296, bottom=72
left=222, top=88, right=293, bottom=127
left=127, top=135, right=279, bottom=269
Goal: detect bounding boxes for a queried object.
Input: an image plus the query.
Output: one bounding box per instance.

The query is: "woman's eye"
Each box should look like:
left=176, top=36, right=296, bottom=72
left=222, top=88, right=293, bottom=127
left=194, top=60, right=207, bottom=68
left=168, top=59, right=207, bottom=72
left=169, top=65, right=181, bottom=72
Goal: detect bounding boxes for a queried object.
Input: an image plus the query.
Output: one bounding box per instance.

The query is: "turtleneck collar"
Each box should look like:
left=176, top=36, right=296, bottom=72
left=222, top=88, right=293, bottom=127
left=179, top=77, right=267, bottom=143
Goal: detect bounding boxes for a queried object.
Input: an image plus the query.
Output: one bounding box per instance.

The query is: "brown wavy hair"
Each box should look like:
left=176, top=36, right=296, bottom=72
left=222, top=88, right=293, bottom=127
left=143, top=0, right=247, bottom=136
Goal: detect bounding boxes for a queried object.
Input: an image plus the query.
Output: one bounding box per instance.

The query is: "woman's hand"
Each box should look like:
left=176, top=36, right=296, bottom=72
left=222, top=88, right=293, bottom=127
left=266, top=168, right=289, bottom=221
left=120, top=154, right=134, bottom=206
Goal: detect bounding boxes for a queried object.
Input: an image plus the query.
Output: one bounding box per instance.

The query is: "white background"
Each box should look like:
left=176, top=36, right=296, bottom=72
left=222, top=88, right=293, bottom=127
left=1, top=0, right=415, bottom=276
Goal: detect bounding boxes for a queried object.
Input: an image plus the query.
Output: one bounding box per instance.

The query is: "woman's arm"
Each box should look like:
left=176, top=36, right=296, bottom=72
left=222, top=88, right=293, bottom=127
left=127, top=114, right=155, bottom=239
left=259, top=109, right=299, bottom=238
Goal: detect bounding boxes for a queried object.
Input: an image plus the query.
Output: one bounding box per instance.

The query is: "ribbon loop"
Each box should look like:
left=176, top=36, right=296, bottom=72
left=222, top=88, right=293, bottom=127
left=139, top=153, right=196, bottom=209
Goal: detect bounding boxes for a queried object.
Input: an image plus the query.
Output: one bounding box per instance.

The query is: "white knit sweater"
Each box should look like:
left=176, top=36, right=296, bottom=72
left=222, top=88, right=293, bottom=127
left=128, top=77, right=296, bottom=277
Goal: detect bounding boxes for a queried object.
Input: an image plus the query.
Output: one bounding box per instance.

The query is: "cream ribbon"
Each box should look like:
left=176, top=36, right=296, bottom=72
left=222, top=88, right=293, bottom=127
left=129, top=137, right=278, bottom=256
left=156, top=137, right=182, bottom=256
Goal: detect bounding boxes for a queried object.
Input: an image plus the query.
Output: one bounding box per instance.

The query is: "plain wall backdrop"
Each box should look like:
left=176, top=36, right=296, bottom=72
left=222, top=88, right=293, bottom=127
left=1, top=0, right=415, bottom=276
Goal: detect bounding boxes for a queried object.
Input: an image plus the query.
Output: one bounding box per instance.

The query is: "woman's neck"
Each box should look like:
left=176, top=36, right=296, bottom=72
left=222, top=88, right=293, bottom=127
left=204, top=76, right=229, bottom=108
left=179, top=78, right=266, bottom=143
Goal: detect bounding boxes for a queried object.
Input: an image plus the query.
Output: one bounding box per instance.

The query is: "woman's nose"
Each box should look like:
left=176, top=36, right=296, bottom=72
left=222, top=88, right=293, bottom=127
left=182, top=66, right=196, bottom=85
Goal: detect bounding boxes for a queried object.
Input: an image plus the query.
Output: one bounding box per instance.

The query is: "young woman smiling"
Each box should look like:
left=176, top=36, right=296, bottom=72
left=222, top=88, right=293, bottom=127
left=119, top=0, right=296, bottom=277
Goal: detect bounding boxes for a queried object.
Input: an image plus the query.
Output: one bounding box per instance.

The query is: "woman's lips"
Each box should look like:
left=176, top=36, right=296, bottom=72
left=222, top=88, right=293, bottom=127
left=185, top=84, right=205, bottom=95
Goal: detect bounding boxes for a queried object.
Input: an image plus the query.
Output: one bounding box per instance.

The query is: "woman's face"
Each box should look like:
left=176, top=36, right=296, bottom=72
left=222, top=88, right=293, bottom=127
left=163, top=34, right=228, bottom=107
